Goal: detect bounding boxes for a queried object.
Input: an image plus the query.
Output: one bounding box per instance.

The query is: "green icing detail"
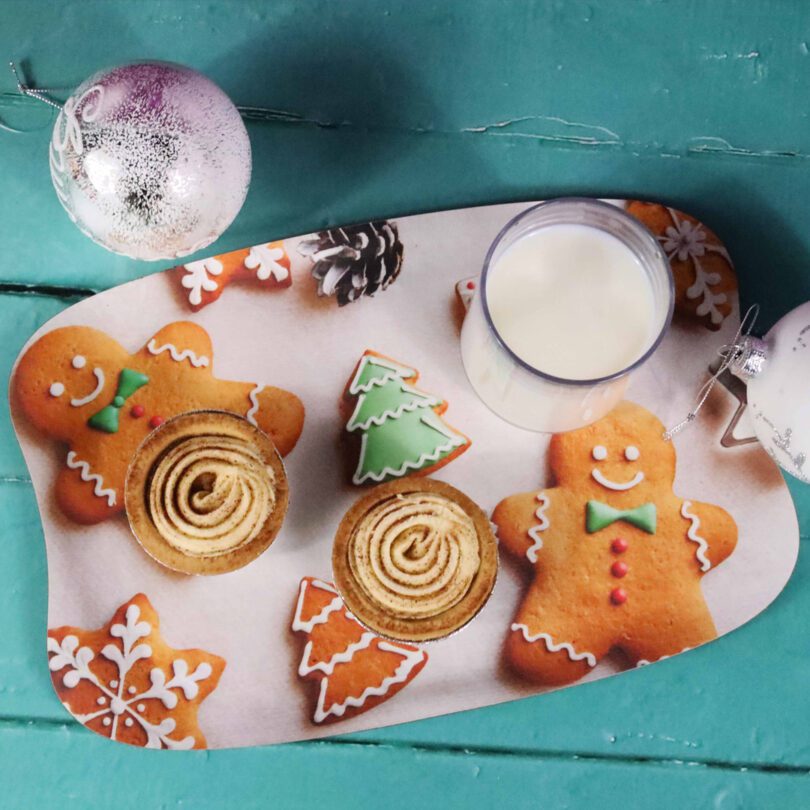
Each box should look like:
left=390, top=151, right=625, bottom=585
left=586, top=500, right=657, bottom=534
left=347, top=379, right=441, bottom=431
left=87, top=368, right=149, bottom=434
left=347, top=353, right=467, bottom=484
left=349, top=355, right=417, bottom=393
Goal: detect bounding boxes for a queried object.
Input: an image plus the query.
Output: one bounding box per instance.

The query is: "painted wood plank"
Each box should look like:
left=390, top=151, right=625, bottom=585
left=0, top=294, right=74, bottom=478
left=0, top=1, right=807, bottom=311
left=0, top=723, right=808, bottom=810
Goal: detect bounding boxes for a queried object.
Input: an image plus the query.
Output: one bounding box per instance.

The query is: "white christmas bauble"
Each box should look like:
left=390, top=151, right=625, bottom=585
left=733, top=300, right=810, bottom=483
left=49, top=61, right=251, bottom=260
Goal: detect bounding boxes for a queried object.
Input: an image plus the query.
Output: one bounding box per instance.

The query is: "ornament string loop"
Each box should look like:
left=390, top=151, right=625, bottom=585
left=663, top=304, right=760, bottom=441
left=0, top=61, right=63, bottom=134
left=8, top=61, right=63, bottom=110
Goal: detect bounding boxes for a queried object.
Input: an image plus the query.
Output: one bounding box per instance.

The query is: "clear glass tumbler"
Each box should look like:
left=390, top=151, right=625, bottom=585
left=460, top=198, right=674, bottom=432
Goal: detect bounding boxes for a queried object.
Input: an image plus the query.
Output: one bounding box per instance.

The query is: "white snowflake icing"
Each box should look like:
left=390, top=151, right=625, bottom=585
left=244, top=244, right=289, bottom=283
left=180, top=257, right=224, bottom=307
left=658, top=208, right=731, bottom=326
left=47, top=602, right=213, bottom=749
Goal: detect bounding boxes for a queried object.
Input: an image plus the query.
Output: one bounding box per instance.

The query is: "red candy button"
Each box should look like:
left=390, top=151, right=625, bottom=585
left=611, top=538, right=628, bottom=554
left=466, top=280, right=476, bottom=290
left=130, top=404, right=145, bottom=418
left=149, top=415, right=165, bottom=429
left=611, top=561, right=628, bottom=578
left=610, top=587, right=628, bottom=605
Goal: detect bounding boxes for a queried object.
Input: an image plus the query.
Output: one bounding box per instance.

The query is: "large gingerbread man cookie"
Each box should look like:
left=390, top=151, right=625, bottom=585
left=492, top=401, right=737, bottom=686
left=13, top=321, right=304, bottom=524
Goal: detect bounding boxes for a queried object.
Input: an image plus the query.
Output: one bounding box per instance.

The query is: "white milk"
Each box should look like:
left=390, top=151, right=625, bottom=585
left=486, top=224, right=655, bottom=380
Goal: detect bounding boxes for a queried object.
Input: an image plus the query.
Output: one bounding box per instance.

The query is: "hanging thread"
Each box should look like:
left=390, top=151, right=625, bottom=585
left=662, top=304, right=760, bottom=441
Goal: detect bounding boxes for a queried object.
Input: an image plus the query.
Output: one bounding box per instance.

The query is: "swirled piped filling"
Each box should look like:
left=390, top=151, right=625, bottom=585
left=348, top=492, right=480, bottom=619
left=147, top=433, right=275, bottom=557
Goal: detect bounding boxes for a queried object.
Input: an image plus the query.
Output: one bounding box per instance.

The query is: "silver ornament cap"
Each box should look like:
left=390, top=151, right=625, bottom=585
left=729, top=335, right=768, bottom=381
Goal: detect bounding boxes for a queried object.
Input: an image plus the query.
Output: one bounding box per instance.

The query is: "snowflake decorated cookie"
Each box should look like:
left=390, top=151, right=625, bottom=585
left=342, top=350, right=471, bottom=485
left=173, top=240, right=292, bottom=310
left=626, top=201, right=737, bottom=330
left=292, top=577, right=427, bottom=724
left=12, top=321, right=304, bottom=524
left=47, top=594, right=225, bottom=749
left=492, top=401, right=737, bottom=685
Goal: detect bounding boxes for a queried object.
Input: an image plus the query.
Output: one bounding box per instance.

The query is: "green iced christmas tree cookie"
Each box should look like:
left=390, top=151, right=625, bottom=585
left=344, top=351, right=471, bottom=485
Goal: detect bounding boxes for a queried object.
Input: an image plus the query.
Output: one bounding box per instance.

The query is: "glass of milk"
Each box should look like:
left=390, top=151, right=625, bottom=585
left=460, top=198, right=673, bottom=432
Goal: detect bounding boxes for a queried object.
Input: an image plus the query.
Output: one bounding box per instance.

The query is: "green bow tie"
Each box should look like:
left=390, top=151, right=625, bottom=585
left=586, top=500, right=657, bottom=534
left=87, top=368, right=149, bottom=434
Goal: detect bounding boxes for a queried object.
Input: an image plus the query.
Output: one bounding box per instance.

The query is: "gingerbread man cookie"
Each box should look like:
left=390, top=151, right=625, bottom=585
left=492, top=401, right=737, bottom=685
left=13, top=321, right=304, bottom=524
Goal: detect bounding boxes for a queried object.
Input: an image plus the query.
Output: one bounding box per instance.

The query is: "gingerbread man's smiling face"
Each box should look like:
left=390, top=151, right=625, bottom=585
left=549, top=401, right=676, bottom=501
left=13, top=327, right=128, bottom=441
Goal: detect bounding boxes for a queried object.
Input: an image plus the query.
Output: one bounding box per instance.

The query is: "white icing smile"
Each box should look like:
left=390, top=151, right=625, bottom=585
left=70, top=367, right=106, bottom=407
left=591, top=468, right=645, bottom=491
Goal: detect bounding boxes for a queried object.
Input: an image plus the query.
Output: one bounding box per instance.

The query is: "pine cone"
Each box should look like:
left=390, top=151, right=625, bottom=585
left=297, top=220, right=404, bottom=306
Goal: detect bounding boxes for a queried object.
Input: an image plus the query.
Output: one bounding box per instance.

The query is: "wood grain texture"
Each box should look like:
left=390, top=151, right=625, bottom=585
left=1, top=0, right=810, bottom=807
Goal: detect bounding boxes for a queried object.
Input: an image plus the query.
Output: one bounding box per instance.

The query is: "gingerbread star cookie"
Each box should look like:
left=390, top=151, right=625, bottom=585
left=12, top=320, right=304, bottom=524
left=47, top=593, right=225, bottom=749
left=173, top=240, right=292, bottom=311
left=626, top=201, right=737, bottom=330
left=292, top=577, right=428, bottom=724
left=492, top=401, right=737, bottom=686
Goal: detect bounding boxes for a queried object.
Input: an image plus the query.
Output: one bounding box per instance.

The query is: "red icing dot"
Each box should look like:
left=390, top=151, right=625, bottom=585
left=610, top=587, right=628, bottom=605
left=466, top=281, right=476, bottom=290
left=149, top=416, right=165, bottom=429
left=611, top=538, right=628, bottom=554
left=130, top=405, right=145, bottom=418
left=611, top=561, right=628, bottom=578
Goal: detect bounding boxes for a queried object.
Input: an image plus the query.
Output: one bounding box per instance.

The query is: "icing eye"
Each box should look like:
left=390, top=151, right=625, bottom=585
left=624, top=445, right=640, bottom=461
left=49, top=382, right=65, bottom=397
left=592, top=445, right=607, bottom=461
left=72, top=355, right=87, bottom=369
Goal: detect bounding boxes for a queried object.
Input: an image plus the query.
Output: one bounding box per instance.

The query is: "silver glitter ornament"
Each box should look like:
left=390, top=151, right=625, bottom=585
left=49, top=61, right=251, bottom=260
left=729, top=301, right=810, bottom=484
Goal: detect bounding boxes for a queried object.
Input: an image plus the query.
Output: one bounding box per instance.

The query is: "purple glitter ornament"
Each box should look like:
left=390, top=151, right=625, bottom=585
left=50, top=61, right=251, bottom=260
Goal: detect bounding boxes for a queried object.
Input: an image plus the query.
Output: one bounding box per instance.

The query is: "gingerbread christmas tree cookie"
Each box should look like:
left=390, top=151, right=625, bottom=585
left=291, top=577, right=427, bottom=724
left=492, top=401, right=737, bottom=685
left=47, top=594, right=225, bottom=748
left=343, top=350, right=470, bottom=485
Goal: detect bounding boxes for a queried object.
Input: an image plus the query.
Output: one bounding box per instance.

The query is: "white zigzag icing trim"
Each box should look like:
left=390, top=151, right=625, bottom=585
left=245, top=384, right=261, bottom=427
left=147, top=340, right=209, bottom=368
left=346, top=389, right=442, bottom=432
left=352, top=417, right=466, bottom=485
left=511, top=623, right=596, bottom=667
left=298, top=633, right=376, bottom=677
left=66, top=451, right=116, bottom=507
left=681, top=500, right=711, bottom=572
left=526, top=492, right=550, bottom=563
left=313, top=641, right=425, bottom=724
left=292, top=579, right=344, bottom=634
left=349, top=355, right=417, bottom=395
left=636, top=647, right=692, bottom=667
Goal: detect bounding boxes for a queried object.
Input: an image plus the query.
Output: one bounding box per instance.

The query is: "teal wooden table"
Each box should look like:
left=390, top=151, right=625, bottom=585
left=2, top=2, right=810, bottom=807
